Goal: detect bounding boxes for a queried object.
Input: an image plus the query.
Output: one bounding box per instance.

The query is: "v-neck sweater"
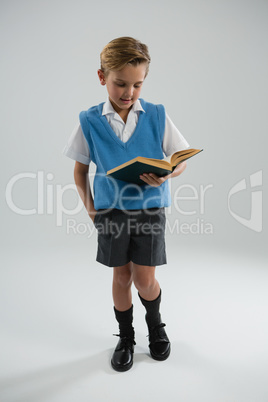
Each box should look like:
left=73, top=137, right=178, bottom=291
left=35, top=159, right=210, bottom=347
left=79, top=98, right=171, bottom=210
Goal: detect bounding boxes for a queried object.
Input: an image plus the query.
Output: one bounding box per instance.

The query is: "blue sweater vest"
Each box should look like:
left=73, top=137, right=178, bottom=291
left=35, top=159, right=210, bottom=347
left=79, top=99, right=171, bottom=210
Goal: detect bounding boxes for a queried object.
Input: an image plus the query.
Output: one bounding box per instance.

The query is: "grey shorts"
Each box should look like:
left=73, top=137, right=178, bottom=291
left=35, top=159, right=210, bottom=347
left=94, top=208, right=167, bottom=267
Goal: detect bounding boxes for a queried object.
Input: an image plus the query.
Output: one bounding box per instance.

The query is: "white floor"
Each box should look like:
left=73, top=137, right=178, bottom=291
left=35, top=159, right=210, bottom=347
left=0, top=242, right=268, bottom=402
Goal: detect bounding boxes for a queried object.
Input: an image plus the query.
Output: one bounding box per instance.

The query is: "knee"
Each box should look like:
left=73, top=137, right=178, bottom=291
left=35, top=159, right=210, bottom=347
left=113, top=265, right=133, bottom=288
left=133, top=273, right=155, bottom=294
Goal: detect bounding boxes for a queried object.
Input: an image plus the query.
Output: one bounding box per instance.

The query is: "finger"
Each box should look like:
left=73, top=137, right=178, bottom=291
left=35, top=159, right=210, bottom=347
left=139, top=175, right=151, bottom=184
left=148, top=173, right=166, bottom=185
left=140, top=174, right=159, bottom=187
left=144, top=173, right=158, bottom=183
left=147, top=173, right=160, bottom=182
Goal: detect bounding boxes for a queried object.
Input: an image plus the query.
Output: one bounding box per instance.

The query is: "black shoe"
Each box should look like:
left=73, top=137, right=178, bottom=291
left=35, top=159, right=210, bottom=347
left=147, top=323, right=171, bottom=361
left=111, top=335, right=136, bottom=372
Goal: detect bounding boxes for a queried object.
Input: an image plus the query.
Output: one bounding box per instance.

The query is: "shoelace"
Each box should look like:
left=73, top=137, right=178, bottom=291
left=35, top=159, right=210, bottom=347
left=147, top=323, right=167, bottom=342
left=113, top=334, right=136, bottom=348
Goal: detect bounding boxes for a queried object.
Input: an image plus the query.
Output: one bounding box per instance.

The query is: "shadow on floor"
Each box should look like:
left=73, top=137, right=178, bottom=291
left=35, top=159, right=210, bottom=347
left=0, top=346, right=155, bottom=402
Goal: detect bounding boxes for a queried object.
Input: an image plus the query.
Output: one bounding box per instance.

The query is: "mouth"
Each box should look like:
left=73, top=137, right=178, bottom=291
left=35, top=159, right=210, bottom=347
left=120, top=98, right=132, bottom=103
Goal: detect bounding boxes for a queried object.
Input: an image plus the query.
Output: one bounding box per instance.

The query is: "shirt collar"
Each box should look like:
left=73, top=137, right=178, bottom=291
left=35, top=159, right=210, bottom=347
left=102, top=98, right=145, bottom=116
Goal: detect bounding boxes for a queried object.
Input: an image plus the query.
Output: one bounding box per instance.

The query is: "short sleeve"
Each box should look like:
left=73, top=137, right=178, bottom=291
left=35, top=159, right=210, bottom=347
left=62, top=122, right=91, bottom=165
left=162, top=113, right=190, bottom=157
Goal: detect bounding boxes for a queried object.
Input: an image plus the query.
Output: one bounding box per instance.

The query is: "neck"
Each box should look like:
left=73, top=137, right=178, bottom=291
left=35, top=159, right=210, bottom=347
left=109, top=99, right=132, bottom=123
left=118, top=108, right=131, bottom=123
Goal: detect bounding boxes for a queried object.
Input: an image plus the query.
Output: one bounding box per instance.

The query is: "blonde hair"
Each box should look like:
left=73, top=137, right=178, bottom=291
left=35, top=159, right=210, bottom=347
left=100, top=37, right=151, bottom=76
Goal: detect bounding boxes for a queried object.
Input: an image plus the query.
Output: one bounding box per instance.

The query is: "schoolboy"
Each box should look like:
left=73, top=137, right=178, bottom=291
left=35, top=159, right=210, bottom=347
left=63, top=37, right=189, bottom=372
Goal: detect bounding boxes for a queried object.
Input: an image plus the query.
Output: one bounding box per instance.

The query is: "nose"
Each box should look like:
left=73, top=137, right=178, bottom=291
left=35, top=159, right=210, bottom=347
left=124, top=86, right=134, bottom=99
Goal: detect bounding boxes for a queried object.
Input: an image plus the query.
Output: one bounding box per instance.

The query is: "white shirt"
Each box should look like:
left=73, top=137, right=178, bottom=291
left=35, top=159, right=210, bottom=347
left=63, top=99, right=189, bottom=165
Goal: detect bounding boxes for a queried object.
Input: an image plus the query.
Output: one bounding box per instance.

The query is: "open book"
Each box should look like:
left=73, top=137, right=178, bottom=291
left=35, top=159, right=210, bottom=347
left=107, top=148, right=203, bottom=185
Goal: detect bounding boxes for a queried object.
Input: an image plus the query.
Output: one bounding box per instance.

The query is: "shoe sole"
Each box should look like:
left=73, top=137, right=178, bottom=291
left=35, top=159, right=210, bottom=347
left=111, top=359, right=133, bottom=372
left=150, top=345, right=171, bottom=361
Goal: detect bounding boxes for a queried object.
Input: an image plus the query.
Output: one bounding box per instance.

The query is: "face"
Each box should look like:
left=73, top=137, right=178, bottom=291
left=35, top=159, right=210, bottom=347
left=98, top=63, right=147, bottom=116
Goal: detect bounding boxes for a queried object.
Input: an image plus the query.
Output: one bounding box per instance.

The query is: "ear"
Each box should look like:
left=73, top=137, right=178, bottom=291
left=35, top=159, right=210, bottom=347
left=97, top=69, right=106, bottom=86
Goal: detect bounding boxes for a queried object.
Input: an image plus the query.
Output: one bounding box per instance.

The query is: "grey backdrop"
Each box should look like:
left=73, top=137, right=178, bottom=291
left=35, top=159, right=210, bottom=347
left=1, top=1, right=267, bottom=401
left=1, top=0, right=267, bottom=254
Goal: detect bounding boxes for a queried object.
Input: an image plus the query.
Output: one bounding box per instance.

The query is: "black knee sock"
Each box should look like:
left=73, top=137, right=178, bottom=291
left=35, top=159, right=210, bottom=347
left=114, top=305, right=135, bottom=339
left=138, top=290, right=162, bottom=328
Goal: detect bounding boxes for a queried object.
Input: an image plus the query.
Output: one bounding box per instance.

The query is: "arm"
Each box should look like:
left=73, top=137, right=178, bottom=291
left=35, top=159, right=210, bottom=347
left=139, top=161, right=187, bottom=187
left=74, top=161, right=96, bottom=222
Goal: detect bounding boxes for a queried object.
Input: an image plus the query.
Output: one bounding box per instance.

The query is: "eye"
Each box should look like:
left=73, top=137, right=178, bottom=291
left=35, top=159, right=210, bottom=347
left=116, top=83, right=125, bottom=87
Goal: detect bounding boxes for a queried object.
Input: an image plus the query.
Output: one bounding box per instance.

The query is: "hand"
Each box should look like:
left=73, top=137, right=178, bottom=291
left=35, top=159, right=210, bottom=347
left=139, top=172, right=171, bottom=187
left=88, top=209, right=98, bottom=223
left=139, top=162, right=187, bottom=187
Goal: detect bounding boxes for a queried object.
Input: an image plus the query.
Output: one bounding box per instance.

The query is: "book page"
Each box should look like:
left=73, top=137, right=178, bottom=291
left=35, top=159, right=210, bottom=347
left=162, top=154, right=173, bottom=163
left=164, top=149, right=190, bottom=164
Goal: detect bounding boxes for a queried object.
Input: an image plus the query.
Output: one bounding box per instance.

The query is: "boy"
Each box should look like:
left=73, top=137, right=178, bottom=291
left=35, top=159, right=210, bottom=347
left=63, top=37, right=189, bottom=371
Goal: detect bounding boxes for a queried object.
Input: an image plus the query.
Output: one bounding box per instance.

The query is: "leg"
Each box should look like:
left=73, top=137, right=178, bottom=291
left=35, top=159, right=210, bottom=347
left=112, top=262, right=133, bottom=311
left=132, top=262, right=170, bottom=361
left=111, top=262, right=135, bottom=372
left=132, top=263, right=160, bottom=301
left=132, top=263, right=161, bottom=328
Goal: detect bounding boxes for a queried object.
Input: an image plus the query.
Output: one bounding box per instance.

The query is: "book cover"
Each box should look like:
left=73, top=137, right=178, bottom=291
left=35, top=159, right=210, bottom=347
left=107, top=148, right=203, bottom=186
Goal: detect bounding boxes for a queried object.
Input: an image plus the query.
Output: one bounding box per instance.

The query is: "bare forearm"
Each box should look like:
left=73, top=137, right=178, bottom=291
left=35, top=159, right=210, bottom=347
left=74, top=171, right=96, bottom=221
left=170, top=161, right=187, bottom=178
